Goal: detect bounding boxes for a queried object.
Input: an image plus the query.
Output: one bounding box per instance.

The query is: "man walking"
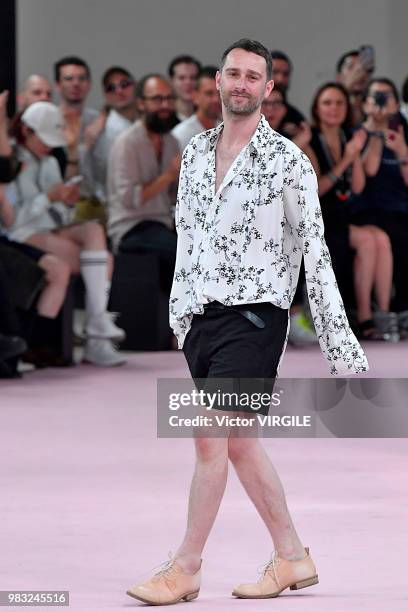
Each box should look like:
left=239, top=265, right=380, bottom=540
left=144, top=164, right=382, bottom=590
left=127, top=39, right=368, bottom=605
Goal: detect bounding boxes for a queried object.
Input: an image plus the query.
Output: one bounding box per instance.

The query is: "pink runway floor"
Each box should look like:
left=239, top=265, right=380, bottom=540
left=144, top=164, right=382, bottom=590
left=1, top=342, right=408, bottom=611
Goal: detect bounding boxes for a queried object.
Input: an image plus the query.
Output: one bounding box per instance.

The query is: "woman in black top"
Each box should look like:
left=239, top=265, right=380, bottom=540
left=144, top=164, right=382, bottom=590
left=305, top=82, right=396, bottom=340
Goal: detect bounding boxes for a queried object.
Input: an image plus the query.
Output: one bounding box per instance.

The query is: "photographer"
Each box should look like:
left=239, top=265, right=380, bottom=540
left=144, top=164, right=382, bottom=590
left=336, top=48, right=374, bottom=126
left=351, top=78, right=408, bottom=338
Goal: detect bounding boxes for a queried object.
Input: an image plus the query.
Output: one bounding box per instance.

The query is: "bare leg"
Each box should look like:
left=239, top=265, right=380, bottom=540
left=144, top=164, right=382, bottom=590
left=367, top=226, right=393, bottom=311
left=36, top=254, right=70, bottom=318
left=26, top=233, right=81, bottom=273
left=349, top=225, right=376, bottom=322
left=175, top=435, right=229, bottom=573
left=228, top=436, right=305, bottom=560
left=57, top=222, right=113, bottom=279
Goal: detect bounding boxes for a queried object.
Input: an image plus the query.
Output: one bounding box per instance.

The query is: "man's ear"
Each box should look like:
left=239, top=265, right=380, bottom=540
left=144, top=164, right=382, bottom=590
left=264, top=79, right=274, bottom=99
left=215, top=71, right=221, bottom=92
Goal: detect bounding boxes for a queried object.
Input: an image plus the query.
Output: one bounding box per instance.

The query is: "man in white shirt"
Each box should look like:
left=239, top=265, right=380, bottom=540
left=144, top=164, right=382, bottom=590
left=172, top=66, right=221, bottom=152
left=127, top=39, right=368, bottom=606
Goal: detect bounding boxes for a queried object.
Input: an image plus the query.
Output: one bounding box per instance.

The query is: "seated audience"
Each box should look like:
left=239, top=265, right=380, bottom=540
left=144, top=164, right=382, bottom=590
left=79, top=66, right=139, bottom=215
left=108, top=74, right=180, bottom=294
left=172, top=66, right=221, bottom=151
left=400, top=75, right=408, bottom=123
left=6, top=101, right=126, bottom=366
left=306, top=82, right=398, bottom=340
left=168, top=55, right=201, bottom=123
left=351, top=78, right=408, bottom=339
left=261, top=85, right=312, bottom=151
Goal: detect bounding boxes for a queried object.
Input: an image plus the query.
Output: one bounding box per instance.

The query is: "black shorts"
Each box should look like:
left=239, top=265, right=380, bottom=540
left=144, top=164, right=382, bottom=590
left=183, top=301, right=289, bottom=416
left=0, top=237, right=45, bottom=262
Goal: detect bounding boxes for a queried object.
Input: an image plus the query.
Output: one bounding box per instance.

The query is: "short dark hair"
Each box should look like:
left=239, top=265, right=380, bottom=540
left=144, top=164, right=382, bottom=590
left=336, top=50, right=358, bottom=74
left=364, top=77, right=400, bottom=103
left=102, top=66, right=134, bottom=90
left=220, top=38, right=272, bottom=80
left=54, top=56, right=91, bottom=82
left=135, top=73, right=168, bottom=99
left=311, top=82, right=353, bottom=129
left=168, top=55, right=201, bottom=78
left=197, top=65, right=218, bottom=87
left=270, top=50, right=292, bottom=73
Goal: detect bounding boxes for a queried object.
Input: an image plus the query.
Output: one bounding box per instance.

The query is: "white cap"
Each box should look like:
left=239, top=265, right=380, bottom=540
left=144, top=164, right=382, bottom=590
left=21, top=101, right=66, bottom=147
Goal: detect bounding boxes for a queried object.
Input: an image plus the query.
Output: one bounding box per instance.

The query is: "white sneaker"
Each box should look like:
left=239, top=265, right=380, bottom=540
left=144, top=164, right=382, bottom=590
left=85, top=312, right=126, bottom=341
left=83, top=338, right=127, bottom=367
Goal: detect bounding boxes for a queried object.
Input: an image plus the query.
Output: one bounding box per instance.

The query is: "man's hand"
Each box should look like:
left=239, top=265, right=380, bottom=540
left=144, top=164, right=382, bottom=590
left=83, top=110, right=107, bottom=149
left=47, top=182, right=80, bottom=205
left=165, top=153, right=182, bottom=182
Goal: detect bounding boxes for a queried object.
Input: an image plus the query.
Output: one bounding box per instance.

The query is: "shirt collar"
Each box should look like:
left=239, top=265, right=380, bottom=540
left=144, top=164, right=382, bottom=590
left=205, top=113, right=272, bottom=156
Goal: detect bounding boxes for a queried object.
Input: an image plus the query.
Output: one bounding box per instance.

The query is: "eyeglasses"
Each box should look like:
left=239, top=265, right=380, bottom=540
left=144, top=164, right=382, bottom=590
left=105, top=79, right=133, bottom=93
left=143, top=94, right=176, bottom=105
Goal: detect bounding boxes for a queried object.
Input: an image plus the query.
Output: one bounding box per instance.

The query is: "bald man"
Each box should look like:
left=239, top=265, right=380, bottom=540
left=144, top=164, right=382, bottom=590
left=19, top=75, right=53, bottom=109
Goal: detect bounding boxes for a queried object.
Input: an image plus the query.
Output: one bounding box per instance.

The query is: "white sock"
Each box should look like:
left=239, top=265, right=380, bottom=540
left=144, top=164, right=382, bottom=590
left=80, top=250, right=109, bottom=320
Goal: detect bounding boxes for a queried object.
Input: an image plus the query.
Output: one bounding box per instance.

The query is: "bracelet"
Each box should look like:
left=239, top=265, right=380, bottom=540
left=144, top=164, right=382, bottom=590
left=328, top=171, right=339, bottom=184
left=398, top=158, right=408, bottom=166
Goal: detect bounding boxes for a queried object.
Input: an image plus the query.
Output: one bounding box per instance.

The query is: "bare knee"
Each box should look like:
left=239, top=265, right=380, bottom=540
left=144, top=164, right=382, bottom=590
left=372, top=228, right=391, bottom=252
left=351, top=228, right=376, bottom=253
left=228, top=437, right=259, bottom=464
left=39, top=255, right=70, bottom=287
left=194, top=437, right=228, bottom=463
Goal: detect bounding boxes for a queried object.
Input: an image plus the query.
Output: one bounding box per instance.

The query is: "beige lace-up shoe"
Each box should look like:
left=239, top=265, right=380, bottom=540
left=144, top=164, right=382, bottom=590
left=126, top=558, right=202, bottom=605
left=232, top=547, right=318, bottom=599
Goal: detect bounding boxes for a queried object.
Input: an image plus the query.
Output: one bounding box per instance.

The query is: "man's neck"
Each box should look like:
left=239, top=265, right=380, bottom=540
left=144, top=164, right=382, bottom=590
left=196, top=110, right=217, bottom=130
left=115, top=104, right=138, bottom=123
left=219, top=110, right=261, bottom=150
left=60, top=100, right=84, bottom=116
left=176, top=98, right=194, bottom=119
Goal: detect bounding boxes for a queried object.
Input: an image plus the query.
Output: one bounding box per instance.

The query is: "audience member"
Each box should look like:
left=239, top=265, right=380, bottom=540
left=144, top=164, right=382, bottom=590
left=261, top=85, right=312, bottom=151
left=6, top=101, right=126, bottom=366
left=270, top=50, right=305, bottom=138
left=172, top=66, right=221, bottom=151
left=19, top=75, right=53, bottom=109
left=306, top=82, right=397, bottom=340
left=336, top=49, right=374, bottom=126
left=351, top=77, right=408, bottom=338
left=77, top=66, right=139, bottom=219
left=108, top=74, right=179, bottom=293
left=168, top=55, right=201, bottom=122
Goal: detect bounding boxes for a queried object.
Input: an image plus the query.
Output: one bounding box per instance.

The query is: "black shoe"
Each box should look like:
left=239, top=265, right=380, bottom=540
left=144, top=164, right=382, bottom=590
left=0, top=334, right=28, bottom=361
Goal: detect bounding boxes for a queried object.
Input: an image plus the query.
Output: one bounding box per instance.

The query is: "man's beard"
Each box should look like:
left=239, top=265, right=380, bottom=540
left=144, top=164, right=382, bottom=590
left=221, top=89, right=263, bottom=116
left=145, top=111, right=178, bottom=133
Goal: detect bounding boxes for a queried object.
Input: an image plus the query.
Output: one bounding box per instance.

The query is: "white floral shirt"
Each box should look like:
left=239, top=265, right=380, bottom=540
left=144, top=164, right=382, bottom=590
left=169, top=115, right=369, bottom=376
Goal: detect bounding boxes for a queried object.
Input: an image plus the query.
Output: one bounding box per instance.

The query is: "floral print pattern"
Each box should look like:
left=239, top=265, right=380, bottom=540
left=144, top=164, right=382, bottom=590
left=169, top=115, right=368, bottom=375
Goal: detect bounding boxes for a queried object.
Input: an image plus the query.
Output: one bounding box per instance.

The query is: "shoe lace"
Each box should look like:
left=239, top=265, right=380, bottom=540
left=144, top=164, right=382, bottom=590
left=257, top=551, right=280, bottom=588
left=151, top=551, right=177, bottom=589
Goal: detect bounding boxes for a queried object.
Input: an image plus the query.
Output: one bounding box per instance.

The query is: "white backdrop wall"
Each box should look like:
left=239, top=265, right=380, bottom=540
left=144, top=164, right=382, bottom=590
left=17, top=0, right=407, bottom=118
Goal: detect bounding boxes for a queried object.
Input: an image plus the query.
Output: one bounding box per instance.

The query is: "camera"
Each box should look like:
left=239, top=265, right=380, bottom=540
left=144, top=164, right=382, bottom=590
left=372, top=91, right=389, bottom=108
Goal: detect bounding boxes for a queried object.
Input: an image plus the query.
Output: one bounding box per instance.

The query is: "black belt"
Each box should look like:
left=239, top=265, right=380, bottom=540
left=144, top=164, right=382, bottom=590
left=203, top=301, right=266, bottom=329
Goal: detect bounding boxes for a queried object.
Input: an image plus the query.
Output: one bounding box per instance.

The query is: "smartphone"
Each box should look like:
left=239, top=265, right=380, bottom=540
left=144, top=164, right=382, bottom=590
left=389, top=114, right=401, bottom=132
left=65, top=174, right=83, bottom=185
left=359, top=45, right=375, bottom=73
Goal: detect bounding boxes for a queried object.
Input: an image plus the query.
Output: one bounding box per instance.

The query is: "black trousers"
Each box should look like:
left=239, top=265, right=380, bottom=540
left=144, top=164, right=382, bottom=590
left=119, top=221, right=177, bottom=294
left=183, top=301, right=289, bottom=416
